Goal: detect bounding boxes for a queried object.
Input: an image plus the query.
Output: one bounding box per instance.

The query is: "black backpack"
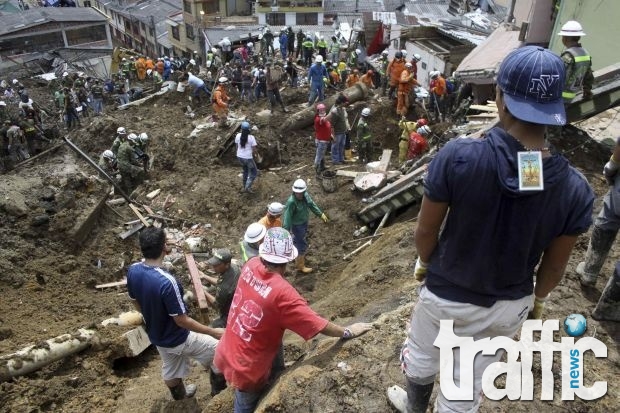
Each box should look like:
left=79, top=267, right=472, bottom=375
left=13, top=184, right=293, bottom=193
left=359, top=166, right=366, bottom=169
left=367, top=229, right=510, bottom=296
left=258, top=70, right=266, bottom=84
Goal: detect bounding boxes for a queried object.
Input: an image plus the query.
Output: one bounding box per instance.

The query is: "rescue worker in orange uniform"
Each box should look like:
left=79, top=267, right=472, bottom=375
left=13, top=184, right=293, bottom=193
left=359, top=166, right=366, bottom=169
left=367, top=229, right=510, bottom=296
left=258, top=202, right=284, bottom=230
left=429, top=71, right=447, bottom=121
left=135, top=56, right=147, bottom=81
left=155, top=58, right=164, bottom=76
left=346, top=69, right=360, bottom=88
left=397, top=62, right=418, bottom=117
left=359, top=69, right=375, bottom=89
left=145, top=57, right=155, bottom=71
left=387, top=50, right=406, bottom=99
left=212, top=77, right=230, bottom=127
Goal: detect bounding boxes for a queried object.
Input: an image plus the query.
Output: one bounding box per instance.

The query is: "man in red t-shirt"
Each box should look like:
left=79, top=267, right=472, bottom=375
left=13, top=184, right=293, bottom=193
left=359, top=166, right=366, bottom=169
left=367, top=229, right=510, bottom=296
left=407, top=125, right=431, bottom=161
left=214, top=227, right=372, bottom=412
left=313, top=102, right=332, bottom=175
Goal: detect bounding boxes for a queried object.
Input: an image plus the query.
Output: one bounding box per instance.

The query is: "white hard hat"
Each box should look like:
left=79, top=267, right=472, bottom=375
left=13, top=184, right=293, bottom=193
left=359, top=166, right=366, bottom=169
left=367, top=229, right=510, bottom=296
left=244, top=222, right=267, bottom=244
left=247, top=42, right=253, bottom=47
left=116, top=127, right=126, bottom=135
left=0, top=101, right=5, bottom=107
left=315, top=55, right=323, bottom=63
left=139, top=132, right=149, bottom=142
left=405, top=62, right=413, bottom=68
left=12, top=79, right=18, bottom=84
left=62, top=72, right=69, bottom=77
left=189, top=59, right=196, bottom=65
left=413, top=53, right=421, bottom=61
left=292, top=179, right=307, bottom=193
left=361, top=107, right=371, bottom=117
left=211, top=47, right=217, bottom=53
left=401, top=49, right=408, bottom=56
left=418, top=125, right=431, bottom=135
left=258, top=227, right=298, bottom=264
left=103, top=150, right=115, bottom=160
left=147, top=69, right=152, bottom=75
left=267, top=202, right=284, bottom=215
left=558, top=20, right=586, bottom=36
left=355, top=49, right=361, bottom=55
left=127, top=133, right=138, bottom=143
left=218, top=77, right=228, bottom=84
left=381, top=50, right=389, bottom=55
left=430, top=71, right=440, bottom=78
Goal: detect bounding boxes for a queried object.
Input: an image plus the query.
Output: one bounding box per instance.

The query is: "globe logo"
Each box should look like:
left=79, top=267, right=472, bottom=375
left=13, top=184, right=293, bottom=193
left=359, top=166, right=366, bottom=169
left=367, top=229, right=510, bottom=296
left=564, top=314, right=587, bottom=337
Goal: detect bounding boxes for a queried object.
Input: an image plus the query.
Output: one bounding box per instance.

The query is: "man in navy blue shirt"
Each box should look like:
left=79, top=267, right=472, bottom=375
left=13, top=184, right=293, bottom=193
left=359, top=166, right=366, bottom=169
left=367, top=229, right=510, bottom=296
left=307, top=55, right=328, bottom=106
left=127, top=227, right=223, bottom=400
left=388, top=46, right=594, bottom=412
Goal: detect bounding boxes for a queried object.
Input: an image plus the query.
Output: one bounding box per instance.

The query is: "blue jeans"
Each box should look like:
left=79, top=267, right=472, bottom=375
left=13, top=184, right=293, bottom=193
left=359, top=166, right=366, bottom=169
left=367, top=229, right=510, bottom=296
left=308, top=82, right=324, bottom=105
left=92, top=97, right=103, bottom=115
left=291, top=222, right=308, bottom=255
left=193, top=84, right=211, bottom=99
left=234, top=389, right=261, bottom=413
left=332, top=132, right=346, bottom=163
left=238, top=157, right=257, bottom=190
left=255, top=83, right=266, bottom=100
left=314, top=139, right=329, bottom=170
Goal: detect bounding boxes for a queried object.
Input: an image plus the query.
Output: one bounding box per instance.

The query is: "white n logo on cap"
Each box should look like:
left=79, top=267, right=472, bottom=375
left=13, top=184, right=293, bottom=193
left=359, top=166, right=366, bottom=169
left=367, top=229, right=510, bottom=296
left=528, top=75, right=560, bottom=99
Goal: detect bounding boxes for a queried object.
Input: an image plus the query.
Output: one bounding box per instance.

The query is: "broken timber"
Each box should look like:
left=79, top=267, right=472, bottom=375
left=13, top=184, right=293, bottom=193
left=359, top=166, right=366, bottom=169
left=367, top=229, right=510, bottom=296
left=215, top=120, right=242, bottom=158
left=185, top=253, right=210, bottom=323
left=357, top=168, right=426, bottom=225
left=95, top=278, right=127, bottom=289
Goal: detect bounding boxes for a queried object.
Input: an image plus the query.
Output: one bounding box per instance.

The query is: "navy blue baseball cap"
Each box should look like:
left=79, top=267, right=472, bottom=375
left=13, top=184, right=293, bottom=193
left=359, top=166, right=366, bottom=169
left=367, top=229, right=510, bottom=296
left=497, top=46, right=566, bottom=126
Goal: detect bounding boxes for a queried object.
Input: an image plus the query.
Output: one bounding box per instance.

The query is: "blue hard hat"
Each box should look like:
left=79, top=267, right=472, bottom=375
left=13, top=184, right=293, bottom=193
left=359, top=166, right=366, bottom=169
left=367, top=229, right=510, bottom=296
left=241, top=121, right=250, bottom=130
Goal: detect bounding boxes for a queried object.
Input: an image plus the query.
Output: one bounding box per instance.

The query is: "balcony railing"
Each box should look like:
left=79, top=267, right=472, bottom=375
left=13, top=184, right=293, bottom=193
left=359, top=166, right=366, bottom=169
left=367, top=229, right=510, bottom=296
left=256, top=0, right=322, bottom=8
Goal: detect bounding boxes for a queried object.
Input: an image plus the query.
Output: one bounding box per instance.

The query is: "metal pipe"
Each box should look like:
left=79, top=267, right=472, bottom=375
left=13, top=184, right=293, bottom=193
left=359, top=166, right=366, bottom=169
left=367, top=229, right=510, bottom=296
left=505, top=0, right=516, bottom=24
left=62, top=136, right=134, bottom=203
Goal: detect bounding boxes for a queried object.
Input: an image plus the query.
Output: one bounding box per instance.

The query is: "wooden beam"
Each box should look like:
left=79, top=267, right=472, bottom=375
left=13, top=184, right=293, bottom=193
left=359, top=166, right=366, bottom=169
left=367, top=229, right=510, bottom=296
left=375, top=149, right=392, bottom=172
left=185, top=253, right=210, bottom=323
left=128, top=203, right=150, bottom=227
left=119, top=223, right=144, bottom=240
left=96, top=278, right=127, bottom=289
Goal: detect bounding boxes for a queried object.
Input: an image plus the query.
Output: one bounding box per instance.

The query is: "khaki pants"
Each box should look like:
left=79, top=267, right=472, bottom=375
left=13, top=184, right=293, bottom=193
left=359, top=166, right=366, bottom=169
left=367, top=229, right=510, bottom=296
left=398, top=139, right=409, bottom=164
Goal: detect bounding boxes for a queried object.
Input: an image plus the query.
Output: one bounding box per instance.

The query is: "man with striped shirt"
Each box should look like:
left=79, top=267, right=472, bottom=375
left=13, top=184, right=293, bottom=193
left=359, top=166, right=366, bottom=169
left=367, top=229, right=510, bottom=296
left=127, top=227, right=223, bottom=400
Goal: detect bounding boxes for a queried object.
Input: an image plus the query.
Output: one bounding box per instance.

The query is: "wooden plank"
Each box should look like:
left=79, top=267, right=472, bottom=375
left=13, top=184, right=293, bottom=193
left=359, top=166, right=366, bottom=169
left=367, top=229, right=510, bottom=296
left=375, top=149, right=392, bottom=172
left=128, top=203, right=150, bottom=227
left=14, top=143, right=64, bottom=169
left=119, top=223, right=144, bottom=240
left=96, top=278, right=127, bottom=289
left=142, top=205, right=155, bottom=215
left=336, top=170, right=361, bottom=178
left=185, top=253, right=210, bottom=322
left=470, top=104, right=498, bottom=112
left=146, top=189, right=161, bottom=200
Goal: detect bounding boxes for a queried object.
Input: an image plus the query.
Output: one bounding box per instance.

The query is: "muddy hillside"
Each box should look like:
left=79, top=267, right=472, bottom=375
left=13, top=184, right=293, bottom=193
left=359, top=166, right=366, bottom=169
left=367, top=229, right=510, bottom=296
left=0, top=76, right=618, bottom=413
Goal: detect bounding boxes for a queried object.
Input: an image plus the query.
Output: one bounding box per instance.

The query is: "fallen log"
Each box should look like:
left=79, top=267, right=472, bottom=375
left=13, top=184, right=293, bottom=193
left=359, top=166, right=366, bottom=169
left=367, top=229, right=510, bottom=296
left=0, top=328, right=95, bottom=382
left=280, top=83, right=369, bottom=131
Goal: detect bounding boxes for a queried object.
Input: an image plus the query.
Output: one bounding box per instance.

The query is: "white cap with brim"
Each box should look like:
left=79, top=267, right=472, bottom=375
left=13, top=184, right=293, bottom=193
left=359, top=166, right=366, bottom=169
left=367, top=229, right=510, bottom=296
left=497, top=46, right=566, bottom=126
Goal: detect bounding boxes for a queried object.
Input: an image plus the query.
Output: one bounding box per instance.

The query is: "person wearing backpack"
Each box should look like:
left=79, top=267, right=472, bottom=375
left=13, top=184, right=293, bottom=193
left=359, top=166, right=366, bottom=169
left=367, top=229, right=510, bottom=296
left=252, top=65, right=267, bottom=101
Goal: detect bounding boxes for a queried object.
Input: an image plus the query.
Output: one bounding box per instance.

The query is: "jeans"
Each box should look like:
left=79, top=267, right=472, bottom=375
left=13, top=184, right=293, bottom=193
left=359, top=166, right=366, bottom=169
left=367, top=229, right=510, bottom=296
left=118, top=93, right=129, bottom=105
left=234, top=389, right=262, bottom=413
left=314, top=139, right=329, bottom=170
left=308, top=83, right=324, bottom=105
left=255, top=83, right=266, bottom=100
left=193, top=84, right=211, bottom=100
left=291, top=222, right=308, bottom=255
left=238, top=157, right=257, bottom=190
left=92, top=97, right=103, bottom=115
left=267, top=88, right=283, bottom=109
left=332, top=132, right=346, bottom=163
left=241, top=85, right=253, bottom=102
left=290, top=76, right=298, bottom=88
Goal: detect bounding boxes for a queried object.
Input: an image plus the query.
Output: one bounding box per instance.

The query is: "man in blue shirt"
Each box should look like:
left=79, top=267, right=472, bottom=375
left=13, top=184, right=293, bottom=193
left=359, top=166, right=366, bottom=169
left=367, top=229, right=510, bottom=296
left=307, top=55, right=328, bottom=106
left=388, top=46, right=594, bottom=412
left=127, top=227, right=223, bottom=400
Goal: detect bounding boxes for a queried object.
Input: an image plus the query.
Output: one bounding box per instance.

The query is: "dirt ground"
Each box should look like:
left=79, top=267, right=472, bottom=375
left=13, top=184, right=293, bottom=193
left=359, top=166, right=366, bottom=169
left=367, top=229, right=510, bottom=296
left=0, top=77, right=618, bottom=413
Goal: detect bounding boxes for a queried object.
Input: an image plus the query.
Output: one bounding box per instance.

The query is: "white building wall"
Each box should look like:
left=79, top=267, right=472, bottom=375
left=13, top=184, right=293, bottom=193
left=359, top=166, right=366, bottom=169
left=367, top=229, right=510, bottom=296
left=405, top=40, right=448, bottom=88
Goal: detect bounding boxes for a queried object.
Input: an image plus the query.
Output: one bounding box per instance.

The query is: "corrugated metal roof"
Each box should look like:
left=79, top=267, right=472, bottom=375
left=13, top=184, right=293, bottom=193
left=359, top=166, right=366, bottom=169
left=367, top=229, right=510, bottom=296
left=402, top=1, right=452, bottom=22
left=106, top=0, right=181, bottom=25
left=0, top=7, right=107, bottom=37
left=454, top=25, right=522, bottom=83
left=437, top=27, right=486, bottom=46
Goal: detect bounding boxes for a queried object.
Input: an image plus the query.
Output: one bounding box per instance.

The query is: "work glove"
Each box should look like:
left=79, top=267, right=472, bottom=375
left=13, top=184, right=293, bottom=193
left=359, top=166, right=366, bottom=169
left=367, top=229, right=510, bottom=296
left=321, top=213, right=329, bottom=223
left=528, top=296, right=547, bottom=319
left=342, top=322, right=373, bottom=339
left=603, top=159, right=619, bottom=185
left=414, top=257, right=428, bottom=281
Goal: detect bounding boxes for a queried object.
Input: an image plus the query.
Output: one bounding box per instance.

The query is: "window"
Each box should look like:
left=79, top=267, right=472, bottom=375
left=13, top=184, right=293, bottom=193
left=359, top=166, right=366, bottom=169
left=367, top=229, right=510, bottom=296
left=185, top=23, right=194, bottom=39
left=421, top=62, right=427, bottom=70
left=148, top=27, right=155, bottom=37
left=296, top=13, right=318, bottom=25
left=183, top=1, right=192, bottom=13
left=141, top=22, right=146, bottom=32
left=266, top=13, right=285, bottom=25
left=83, top=1, right=92, bottom=6
left=202, top=2, right=218, bottom=14
left=172, top=26, right=180, bottom=40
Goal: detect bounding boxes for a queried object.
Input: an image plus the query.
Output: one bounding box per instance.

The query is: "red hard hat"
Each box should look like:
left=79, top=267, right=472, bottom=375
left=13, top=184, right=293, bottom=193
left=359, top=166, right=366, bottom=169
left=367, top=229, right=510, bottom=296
left=417, top=118, right=428, bottom=127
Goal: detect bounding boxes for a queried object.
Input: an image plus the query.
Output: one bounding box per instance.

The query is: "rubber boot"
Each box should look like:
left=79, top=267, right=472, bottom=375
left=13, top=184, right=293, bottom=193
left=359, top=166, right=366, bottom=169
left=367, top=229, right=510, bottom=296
left=592, top=262, right=620, bottom=321
left=168, top=382, right=197, bottom=400
left=405, top=379, right=434, bottom=413
left=210, top=368, right=227, bottom=396
left=576, top=227, right=617, bottom=286
left=296, top=255, right=312, bottom=273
